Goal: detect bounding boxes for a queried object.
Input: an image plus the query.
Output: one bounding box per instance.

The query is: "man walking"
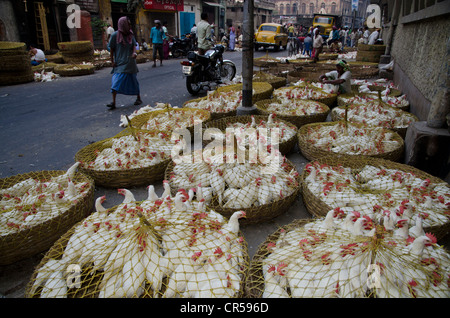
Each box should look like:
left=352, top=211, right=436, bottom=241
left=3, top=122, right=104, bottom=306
left=150, top=20, right=166, bottom=67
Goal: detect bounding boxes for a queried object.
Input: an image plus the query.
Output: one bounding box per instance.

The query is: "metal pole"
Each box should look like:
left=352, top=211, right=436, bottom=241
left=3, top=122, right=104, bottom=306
left=237, top=0, right=257, bottom=115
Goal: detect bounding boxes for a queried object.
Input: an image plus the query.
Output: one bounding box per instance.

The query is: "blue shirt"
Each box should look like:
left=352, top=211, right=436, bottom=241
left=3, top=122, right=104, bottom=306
left=150, top=26, right=166, bottom=44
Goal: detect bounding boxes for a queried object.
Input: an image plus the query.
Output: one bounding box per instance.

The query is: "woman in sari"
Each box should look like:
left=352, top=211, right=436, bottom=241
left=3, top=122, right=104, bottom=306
left=107, top=16, right=142, bottom=109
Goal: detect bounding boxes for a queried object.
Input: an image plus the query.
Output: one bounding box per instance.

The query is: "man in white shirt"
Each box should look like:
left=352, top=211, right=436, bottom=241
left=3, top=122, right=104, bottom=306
left=106, top=24, right=115, bottom=42
left=312, top=28, right=324, bottom=62
left=29, top=45, right=46, bottom=66
left=368, top=28, right=380, bottom=45
left=319, top=60, right=352, bottom=94
left=363, top=26, right=370, bottom=44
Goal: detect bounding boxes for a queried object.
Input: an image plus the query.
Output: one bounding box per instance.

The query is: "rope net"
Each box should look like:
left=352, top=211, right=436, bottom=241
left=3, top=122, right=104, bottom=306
left=248, top=214, right=450, bottom=298
left=26, top=186, right=249, bottom=298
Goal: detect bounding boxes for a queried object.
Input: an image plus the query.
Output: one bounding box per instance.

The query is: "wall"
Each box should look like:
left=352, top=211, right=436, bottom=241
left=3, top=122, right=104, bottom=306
left=389, top=5, right=450, bottom=121
left=0, top=0, right=20, bottom=42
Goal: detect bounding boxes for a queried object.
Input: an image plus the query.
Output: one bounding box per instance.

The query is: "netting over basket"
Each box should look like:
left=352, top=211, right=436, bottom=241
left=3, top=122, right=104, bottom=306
left=0, top=164, right=94, bottom=265
left=75, top=127, right=178, bottom=188
left=202, top=114, right=298, bottom=155
left=297, top=121, right=405, bottom=162
left=300, top=156, right=450, bottom=240
left=273, top=85, right=337, bottom=107
left=217, top=82, right=274, bottom=102
left=245, top=217, right=450, bottom=298
left=330, top=101, right=418, bottom=138
left=129, top=106, right=211, bottom=136
left=165, top=148, right=301, bottom=224
left=255, top=98, right=330, bottom=128
left=25, top=188, right=249, bottom=298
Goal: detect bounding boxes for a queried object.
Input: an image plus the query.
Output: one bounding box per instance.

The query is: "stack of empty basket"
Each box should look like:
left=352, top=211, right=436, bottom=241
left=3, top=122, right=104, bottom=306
left=57, top=40, right=94, bottom=64
left=0, top=42, right=34, bottom=86
left=356, top=43, right=386, bottom=63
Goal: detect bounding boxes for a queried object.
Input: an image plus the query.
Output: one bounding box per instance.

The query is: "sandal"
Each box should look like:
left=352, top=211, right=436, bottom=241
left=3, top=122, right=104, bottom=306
left=134, top=99, right=143, bottom=106
left=106, top=102, right=116, bottom=109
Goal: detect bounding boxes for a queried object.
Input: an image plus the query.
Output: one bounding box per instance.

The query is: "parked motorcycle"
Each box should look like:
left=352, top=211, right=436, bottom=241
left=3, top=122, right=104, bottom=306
left=180, top=44, right=236, bottom=95
left=170, top=34, right=195, bottom=58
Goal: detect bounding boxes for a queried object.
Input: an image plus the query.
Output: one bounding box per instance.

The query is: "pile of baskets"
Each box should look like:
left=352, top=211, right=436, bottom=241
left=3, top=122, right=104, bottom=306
left=57, top=41, right=94, bottom=64
left=356, top=43, right=386, bottom=63
left=0, top=42, right=34, bottom=86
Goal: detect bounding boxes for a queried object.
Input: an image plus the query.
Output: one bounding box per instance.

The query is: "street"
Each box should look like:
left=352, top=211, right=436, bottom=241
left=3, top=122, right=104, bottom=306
left=0, top=48, right=312, bottom=297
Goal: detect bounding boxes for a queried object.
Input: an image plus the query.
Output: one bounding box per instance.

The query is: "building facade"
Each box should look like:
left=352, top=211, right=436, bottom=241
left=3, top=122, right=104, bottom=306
left=272, top=0, right=370, bottom=28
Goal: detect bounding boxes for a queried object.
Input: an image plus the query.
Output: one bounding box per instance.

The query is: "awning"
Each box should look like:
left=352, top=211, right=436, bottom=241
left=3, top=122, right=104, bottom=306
left=204, top=2, right=225, bottom=9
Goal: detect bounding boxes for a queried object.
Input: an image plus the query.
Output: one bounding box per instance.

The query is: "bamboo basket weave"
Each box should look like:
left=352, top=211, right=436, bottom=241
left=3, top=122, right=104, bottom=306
left=330, top=102, right=418, bottom=138
left=75, top=128, right=172, bottom=188
left=0, top=42, right=27, bottom=56
left=253, top=71, right=287, bottom=89
left=164, top=157, right=301, bottom=225
left=217, top=82, right=274, bottom=102
left=25, top=198, right=250, bottom=298
left=273, top=85, right=337, bottom=107
left=255, top=98, right=330, bottom=128
left=300, top=156, right=450, bottom=240
left=338, top=92, right=410, bottom=112
left=202, top=115, right=298, bottom=155
left=253, top=55, right=279, bottom=67
left=297, top=121, right=405, bottom=162
left=245, top=215, right=450, bottom=298
left=54, top=64, right=95, bottom=77
left=129, top=107, right=211, bottom=137
left=0, top=170, right=94, bottom=265
left=183, top=96, right=237, bottom=120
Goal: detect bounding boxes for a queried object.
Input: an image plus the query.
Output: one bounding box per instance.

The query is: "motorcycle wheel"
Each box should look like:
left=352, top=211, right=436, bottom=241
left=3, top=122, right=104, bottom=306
left=172, top=50, right=182, bottom=58
left=219, top=61, right=236, bottom=82
left=186, top=75, right=202, bottom=95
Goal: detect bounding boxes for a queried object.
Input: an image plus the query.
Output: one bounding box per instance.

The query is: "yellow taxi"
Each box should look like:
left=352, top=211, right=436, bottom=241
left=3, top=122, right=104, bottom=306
left=254, top=23, right=288, bottom=51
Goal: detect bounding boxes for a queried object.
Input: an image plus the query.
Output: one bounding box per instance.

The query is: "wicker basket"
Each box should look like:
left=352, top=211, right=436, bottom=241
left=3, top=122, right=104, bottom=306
left=183, top=96, right=238, bottom=120
left=255, top=98, right=330, bottom=128
left=330, top=102, right=418, bottom=138
left=75, top=128, right=172, bottom=188
left=217, top=82, right=274, bottom=102
left=165, top=157, right=301, bottom=225
left=244, top=219, right=315, bottom=298
left=57, top=41, right=93, bottom=53
left=54, top=64, right=95, bottom=76
left=31, top=62, right=62, bottom=73
left=130, top=107, right=211, bottom=137
left=0, top=42, right=27, bottom=56
left=273, top=85, right=337, bottom=107
left=254, top=55, right=279, bottom=68
left=202, top=115, right=298, bottom=155
left=25, top=200, right=250, bottom=298
left=0, top=170, right=94, bottom=265
left=300, top=156, right=450, bottom=240
left=0, top=53, right=30, bottom=72
left=297, top=121, right=405, bottom=162
left=253, top=71, right=287, bottom=89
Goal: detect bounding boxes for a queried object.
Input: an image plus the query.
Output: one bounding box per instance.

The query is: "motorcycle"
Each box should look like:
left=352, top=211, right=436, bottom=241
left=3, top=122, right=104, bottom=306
left=170, top=33, right=195, bottom=58
left=180, top=44, right=236, bottom=95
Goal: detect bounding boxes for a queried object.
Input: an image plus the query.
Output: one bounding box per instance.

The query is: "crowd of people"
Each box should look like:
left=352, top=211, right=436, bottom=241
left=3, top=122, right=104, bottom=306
left=283, top=22, right=382, bottom=57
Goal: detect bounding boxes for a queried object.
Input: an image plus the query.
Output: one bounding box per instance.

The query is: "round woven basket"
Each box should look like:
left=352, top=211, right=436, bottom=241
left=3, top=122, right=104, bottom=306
left=273, top=85, right=337, bottom=107
left=253, top=71, right=286, bottom=89
left=75, top=129, right=172, bottom=188
left=217, top=82, right=274, bottom=102
left=330, top=102, right=418, bottom=138
left=0, top=42, right=27, bottom=56
left=164, top=158, right=301, bottom=225
left=297, top=121, right=405, bottom=162
left=0, top=70, right=34, bottom=86
left=255, top=98, right=330, bottom=128
left=130, top=107, right=211, bottom=137
left=337, top=92, right=378, bottom=106
left=31, top=62, right=62, bottom=73
left=25, top=200, right=250, bottom=298
left=45, top=53, right=64, bottom=64
left=358, top=43, right=387, bottom=52
left=57, top=41, right=93, bottom=54
left=0, top=53, right=30, bottom=72
left=253, top=55, right=279, bottom=67
left=244, top=218, right=315, bottom=298
left=54, top=64, right=95, bottom=77
left=368, top=85, right=402, bottom=97
left=202, top=115, right=298, bottom=155
left=183, top=96, right=237, bottom=120
left=300, top=156, right=450, bottom=240
left=286, top=70, right=324, bottom=84
left=0, top=170, right=94, bottom=265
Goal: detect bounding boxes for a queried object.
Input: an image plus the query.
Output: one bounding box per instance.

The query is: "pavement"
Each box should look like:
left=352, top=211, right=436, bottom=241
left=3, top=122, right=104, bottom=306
left=0, top=48, right=448, bottom=298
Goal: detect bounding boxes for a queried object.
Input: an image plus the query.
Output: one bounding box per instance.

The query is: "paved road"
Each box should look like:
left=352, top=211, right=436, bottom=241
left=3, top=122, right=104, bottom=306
left=0, top=48, right=313, bottom=297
